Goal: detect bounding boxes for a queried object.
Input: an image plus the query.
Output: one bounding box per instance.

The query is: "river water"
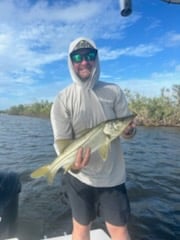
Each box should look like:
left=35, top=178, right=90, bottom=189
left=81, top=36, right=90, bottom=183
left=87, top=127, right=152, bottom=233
left=0, top=114, right=179, bottom=240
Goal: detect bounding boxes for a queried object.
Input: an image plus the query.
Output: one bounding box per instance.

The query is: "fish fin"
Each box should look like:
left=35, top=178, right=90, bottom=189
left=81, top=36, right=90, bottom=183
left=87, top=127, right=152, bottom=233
left=62, top=163, right=73, bottom=173
left=31, top=165, right=50, bottom=179
left=31, top=165, right=55, bottom=185
left=98, top=143, right=110, bottom=161
left=47, top=172, right=56, bottom=185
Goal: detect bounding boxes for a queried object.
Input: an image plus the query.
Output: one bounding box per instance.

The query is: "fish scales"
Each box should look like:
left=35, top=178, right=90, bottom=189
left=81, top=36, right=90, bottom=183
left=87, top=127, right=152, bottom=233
left=31, top=114, right=136, bottom=184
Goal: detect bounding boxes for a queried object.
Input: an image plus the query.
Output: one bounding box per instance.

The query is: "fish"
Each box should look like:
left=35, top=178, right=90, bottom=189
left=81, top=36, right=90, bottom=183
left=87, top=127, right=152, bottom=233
left=31, top=113, right=136, bottom=184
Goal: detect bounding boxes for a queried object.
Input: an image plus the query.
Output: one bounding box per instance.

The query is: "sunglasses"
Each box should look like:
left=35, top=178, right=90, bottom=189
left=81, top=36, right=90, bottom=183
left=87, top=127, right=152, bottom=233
left=70, top=49, right=97, bottom=63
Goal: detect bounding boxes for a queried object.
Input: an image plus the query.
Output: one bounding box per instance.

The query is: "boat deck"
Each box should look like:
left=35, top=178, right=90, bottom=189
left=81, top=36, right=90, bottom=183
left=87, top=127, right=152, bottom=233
left=5, top=229, right=110, bottom=240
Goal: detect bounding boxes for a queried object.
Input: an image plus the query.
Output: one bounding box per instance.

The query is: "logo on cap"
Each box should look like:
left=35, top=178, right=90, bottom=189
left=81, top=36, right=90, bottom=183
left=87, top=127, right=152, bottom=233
left=74, top=40, right=94, bottom=50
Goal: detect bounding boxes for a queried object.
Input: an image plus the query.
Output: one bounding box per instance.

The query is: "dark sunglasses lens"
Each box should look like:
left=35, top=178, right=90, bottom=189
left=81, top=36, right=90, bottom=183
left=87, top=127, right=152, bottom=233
left=86, top=51, right=97, bottom=61
left=71, top=49, right=97, bottom=63
left=71, top=54, right=82, bottom=63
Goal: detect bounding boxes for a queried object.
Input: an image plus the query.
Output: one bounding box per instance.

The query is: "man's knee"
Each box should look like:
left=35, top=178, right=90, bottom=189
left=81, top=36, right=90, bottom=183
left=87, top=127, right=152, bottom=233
left=106, top=222, right=131, bottom=240
left=72, top=218, right=91, bottom=240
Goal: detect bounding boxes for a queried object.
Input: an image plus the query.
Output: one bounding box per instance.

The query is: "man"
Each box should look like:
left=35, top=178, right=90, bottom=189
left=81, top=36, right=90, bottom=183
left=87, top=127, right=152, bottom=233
left=51, top=37, right=136, bottom=240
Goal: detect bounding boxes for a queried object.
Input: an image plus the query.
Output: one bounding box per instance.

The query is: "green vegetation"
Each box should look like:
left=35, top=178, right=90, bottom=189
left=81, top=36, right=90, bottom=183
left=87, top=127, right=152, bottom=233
left=0, top=110, right=6, bottom=114
left=124, top=84, right=180, bottom=126
left=6, top=100, right=52, bottom=118
left=2, top=84, right=180, bottom=126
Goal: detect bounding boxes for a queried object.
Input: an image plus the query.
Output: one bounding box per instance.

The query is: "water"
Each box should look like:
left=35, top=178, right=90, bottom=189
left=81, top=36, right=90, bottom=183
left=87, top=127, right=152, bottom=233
left=0, top=114, right=179, bottom=240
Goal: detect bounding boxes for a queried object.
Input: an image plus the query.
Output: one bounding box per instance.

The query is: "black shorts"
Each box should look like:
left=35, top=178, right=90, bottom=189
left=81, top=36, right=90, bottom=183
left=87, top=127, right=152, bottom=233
left=64, top=173, right=130, bottom=226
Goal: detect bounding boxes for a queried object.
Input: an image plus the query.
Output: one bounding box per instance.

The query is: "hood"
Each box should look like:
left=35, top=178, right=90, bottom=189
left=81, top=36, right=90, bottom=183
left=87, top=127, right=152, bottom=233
left=68, top=37, right=100, bottom=89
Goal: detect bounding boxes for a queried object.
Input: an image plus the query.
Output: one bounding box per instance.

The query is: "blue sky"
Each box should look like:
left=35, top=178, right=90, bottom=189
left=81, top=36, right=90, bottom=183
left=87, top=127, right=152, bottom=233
left=0, top=0, right=180, bottom=110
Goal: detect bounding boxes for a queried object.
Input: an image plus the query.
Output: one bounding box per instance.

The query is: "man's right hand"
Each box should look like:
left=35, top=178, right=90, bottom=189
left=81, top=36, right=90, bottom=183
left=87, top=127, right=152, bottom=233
left=71, top=147, right=91, bottom=173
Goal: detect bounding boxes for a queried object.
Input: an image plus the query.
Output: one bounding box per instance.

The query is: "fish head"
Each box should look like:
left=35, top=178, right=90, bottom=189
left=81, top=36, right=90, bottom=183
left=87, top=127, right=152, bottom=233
left=103, top=114, right=136, bottom=140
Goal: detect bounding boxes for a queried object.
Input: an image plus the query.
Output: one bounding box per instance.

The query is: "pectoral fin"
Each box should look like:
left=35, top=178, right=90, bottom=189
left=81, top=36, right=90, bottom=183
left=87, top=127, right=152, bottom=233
left=98, top=143, right=110, bottom=161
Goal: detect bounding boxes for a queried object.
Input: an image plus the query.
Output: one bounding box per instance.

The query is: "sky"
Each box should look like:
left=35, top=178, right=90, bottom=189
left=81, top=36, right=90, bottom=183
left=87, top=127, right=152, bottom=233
left=0, top=0, right=180, bottom=110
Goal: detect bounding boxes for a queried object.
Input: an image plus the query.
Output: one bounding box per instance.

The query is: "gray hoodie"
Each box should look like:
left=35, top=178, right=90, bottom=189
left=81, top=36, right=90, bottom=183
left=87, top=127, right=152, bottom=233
left=51, top=37, right=131, bottom=187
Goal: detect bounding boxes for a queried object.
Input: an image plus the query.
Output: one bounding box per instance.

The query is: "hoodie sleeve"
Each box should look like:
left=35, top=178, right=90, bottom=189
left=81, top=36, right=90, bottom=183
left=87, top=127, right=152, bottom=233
left=114, top=86, right=132, bottom=118
left=50, top=94, right=73, bottom=154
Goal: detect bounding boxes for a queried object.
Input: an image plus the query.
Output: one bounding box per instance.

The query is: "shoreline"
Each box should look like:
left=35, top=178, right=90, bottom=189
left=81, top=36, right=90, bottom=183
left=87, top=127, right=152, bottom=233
left=1, top=113, right=180, bottom=128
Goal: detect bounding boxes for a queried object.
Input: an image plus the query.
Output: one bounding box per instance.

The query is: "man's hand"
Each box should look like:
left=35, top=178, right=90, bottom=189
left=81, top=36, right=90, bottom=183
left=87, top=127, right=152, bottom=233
left=71, top=147, right=91, bottom=173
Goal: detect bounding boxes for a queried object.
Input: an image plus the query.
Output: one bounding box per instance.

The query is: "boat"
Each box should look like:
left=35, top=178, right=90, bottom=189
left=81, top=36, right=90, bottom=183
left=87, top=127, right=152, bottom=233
left=4, top=228, right=110, bottom=240
left=0, top=172, right=21, bottom=239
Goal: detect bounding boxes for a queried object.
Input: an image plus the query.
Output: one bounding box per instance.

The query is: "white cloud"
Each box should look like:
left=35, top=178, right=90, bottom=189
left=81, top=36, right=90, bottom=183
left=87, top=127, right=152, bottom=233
left=168, top=32, right=180, bottom=46
left=110, top=64, right=180, bottom=98
left=0, top=0, right=139, bottom=93
left=100, top=43, right=162, bottom=60
left=0, top=0, right=137, bottom=71
left=0, top=0, right=179, bottom=109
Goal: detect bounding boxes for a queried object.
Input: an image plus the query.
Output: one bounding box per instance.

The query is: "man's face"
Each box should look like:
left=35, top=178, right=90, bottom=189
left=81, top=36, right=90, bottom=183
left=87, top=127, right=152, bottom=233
left=70, top=48, right=97, bottom=81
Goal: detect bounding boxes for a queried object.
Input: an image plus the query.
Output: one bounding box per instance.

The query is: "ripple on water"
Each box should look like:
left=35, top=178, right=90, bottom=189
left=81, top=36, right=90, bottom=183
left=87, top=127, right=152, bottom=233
left=0, top=116, right=179, bottom=240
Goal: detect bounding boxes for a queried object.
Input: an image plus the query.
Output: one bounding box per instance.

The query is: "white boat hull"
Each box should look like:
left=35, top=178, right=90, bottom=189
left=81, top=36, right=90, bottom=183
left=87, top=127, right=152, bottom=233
left=42, top=229, right=110, bottom=240
left=5, top=229, right=110, bottom=240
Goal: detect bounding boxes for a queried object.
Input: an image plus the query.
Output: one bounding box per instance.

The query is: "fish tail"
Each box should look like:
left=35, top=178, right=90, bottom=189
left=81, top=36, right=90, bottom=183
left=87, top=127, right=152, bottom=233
left=31, top=165, right=50, bottom=178
left=46, top=171, right=56, bottom=185
left=30, top=165, right=57, bottom=185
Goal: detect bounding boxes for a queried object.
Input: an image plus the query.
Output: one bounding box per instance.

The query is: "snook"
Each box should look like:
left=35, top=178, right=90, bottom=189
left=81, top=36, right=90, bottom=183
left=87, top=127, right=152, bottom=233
left=31, top=114, right=136, bottom=184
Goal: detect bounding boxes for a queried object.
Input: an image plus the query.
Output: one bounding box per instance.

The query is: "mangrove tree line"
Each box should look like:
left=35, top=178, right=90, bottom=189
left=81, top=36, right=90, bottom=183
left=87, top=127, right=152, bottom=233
left=3, top=84, right=180, bottom=126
